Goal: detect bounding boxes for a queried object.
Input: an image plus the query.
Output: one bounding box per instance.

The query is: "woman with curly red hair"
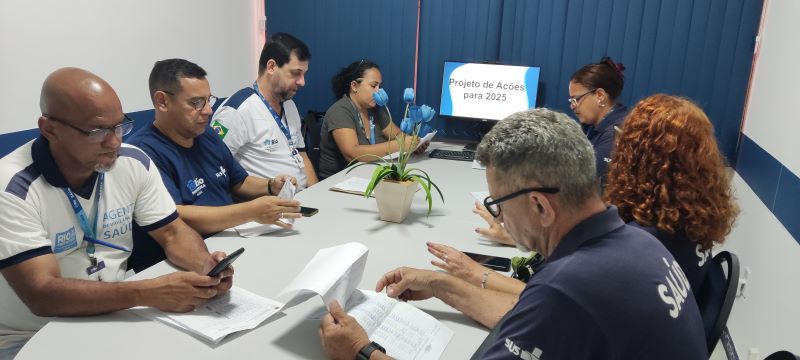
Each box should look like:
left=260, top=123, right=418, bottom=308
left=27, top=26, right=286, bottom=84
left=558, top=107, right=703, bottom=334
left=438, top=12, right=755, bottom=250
left=605, top=94, right=739, bottom=291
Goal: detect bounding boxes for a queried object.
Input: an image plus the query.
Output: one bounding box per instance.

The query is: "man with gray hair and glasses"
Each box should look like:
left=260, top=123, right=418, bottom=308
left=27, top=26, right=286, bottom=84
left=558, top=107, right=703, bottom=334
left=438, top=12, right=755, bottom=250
left=318, top=109, right=706, bottom=360
left=0, top=67, right=233, bottom=359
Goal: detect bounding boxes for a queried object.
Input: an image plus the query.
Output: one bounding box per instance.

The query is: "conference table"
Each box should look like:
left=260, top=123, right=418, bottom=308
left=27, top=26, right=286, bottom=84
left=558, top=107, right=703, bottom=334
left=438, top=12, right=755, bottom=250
left=16, top=142, right=526, bottom=359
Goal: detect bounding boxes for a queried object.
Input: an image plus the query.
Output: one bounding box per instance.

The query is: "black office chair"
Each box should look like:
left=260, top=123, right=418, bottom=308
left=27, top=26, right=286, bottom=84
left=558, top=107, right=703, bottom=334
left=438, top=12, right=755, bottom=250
left=695, top=251, right=740, bottom=356
left=765, top=351, right=800, bottom=360
left=301, top=110, right=324, bottom=175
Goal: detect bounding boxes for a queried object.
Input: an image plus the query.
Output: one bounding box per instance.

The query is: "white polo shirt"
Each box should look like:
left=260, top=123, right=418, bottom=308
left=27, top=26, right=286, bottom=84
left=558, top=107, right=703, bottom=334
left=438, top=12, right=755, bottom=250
left=0, top=138, right=177, bottom=344
left=212, top=87, right=308, bottom=189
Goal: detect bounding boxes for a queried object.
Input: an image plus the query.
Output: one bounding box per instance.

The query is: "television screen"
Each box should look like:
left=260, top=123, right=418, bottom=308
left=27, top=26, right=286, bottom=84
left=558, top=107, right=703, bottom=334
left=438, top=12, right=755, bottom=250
left=439, top=61, right=540, bottom=121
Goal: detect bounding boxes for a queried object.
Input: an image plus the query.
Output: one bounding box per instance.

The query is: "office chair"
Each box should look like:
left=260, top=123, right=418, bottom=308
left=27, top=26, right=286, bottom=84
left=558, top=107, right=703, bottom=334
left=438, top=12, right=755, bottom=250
left=765, top=351, right=800, bottom=360
left=301, top=110, right=324, bottom=175
left=695, top=250, right=740, bottom=356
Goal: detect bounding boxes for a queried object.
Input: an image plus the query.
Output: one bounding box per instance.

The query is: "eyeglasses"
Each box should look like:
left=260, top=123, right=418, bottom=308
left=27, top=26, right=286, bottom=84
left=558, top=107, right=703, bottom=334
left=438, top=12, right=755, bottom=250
left=162, top=90, right=218, bottom=111
left=483, top=186, right=560, bottom=218
left=568, top=88, right=597, bottom=107
left=45, top=114, right=134, bottom=143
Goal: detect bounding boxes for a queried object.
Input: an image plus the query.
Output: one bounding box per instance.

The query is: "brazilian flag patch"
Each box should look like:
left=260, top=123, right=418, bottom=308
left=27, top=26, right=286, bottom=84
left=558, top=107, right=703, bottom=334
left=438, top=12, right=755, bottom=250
left=211, top=120, right=229, bottom=139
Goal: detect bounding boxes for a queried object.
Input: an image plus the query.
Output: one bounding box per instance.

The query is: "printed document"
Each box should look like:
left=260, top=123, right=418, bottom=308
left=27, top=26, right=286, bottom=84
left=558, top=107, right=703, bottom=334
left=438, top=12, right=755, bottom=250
left=133, top=286, right=284, bottom=344
left=232, top=180, right=297, bottom=236
left=330, top=177, right=372, bottom=196
left=383, top=130, right=437, bottom=160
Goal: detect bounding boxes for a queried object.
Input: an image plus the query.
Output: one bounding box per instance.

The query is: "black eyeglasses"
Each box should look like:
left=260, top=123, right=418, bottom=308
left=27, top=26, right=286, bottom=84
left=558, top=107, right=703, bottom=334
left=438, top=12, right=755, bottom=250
left=483, top=186, right=560, bottom=218
left=45, top=114, right=134, bottom=143
left=162, top=90, right=218, bottom=111
left=568, top=88, right=597, bottom=107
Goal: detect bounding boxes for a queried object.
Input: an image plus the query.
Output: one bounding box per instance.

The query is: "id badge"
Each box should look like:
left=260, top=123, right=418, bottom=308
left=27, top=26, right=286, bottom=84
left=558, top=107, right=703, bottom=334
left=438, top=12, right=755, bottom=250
left=86, top=260, right=106, bottom=276
left=291, top=148, right=305, bottom=168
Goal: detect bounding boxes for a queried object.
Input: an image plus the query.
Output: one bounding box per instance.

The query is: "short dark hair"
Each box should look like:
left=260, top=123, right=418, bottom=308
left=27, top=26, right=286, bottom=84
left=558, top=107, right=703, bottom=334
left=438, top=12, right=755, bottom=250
left=570, top=56, right=626, bottom=101
left=331, top=59, right=381, bottom=99
left=258, top=32, right=311, bottom=75
left=148, top=58, right=207, bottom=100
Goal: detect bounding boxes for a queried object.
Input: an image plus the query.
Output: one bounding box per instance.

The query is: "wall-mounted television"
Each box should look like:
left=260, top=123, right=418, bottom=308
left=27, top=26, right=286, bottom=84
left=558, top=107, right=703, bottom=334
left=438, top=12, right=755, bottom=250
left=439, top=61, right=540, bottom=121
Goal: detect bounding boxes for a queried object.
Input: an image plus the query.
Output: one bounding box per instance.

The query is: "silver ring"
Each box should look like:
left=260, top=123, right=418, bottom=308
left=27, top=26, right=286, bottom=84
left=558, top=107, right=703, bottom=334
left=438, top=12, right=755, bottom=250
left=278, top=213, right=284, bottom=218
left=443, top=255, right=449, bottom=263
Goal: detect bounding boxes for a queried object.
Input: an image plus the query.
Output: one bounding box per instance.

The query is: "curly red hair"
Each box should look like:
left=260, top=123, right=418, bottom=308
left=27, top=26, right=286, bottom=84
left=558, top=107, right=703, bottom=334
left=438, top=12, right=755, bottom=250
left=604, top=94, right=738, bottom=250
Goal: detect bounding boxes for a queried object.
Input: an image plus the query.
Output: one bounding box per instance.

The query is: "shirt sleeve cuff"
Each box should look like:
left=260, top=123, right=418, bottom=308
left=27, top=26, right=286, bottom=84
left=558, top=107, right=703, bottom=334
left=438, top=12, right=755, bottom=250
left=137, top=211, right=179, bottom=233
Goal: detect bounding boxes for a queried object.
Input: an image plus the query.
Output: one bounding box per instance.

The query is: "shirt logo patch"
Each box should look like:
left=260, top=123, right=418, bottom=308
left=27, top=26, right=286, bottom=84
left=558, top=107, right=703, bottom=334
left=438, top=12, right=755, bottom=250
left=211, top=120, right=229, bottom=139
left=186, top=178, right=206, bottom=197
left=215, top=166, right=228, bottom=178
left=505, top=339, right=543, bottom=360
left=53, top=226, right=78, bottom=253
left=263, top=138, right=280, bottom=152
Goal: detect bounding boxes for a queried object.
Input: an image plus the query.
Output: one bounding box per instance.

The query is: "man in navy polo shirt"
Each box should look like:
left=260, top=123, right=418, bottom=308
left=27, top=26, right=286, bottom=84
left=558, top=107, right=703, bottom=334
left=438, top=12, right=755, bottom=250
left=318, top=109, right=706, bottom=360
left=126, top=59, right=302, bottom=272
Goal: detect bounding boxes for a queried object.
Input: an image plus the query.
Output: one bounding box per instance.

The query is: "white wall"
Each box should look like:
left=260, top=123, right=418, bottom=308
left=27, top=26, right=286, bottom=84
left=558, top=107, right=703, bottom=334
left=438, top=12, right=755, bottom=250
left=740, top=0, right=800, bottom=176
left=713, top=175, right=800, bottom=358
left=715, top=0, right=800, bottom=358
left=0, top=0, right=264, bottom=134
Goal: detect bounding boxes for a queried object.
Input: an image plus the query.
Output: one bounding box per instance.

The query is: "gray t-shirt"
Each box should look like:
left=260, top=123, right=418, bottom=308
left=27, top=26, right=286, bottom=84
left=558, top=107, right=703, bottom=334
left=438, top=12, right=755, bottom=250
left=319, top=96, right=392, bottom=179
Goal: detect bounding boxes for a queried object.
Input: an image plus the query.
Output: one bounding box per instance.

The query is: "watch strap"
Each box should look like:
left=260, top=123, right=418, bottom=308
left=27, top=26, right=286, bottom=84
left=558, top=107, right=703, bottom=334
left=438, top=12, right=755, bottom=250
left=356, top=341, right=386, bottom=360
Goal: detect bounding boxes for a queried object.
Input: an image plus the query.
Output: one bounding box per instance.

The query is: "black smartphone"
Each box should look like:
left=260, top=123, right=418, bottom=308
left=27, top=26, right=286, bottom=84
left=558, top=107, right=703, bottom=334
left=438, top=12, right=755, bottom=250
left=463, top=251, right=512, bottom=272
left=207, top=247, right=244, bottom=277
left=299, top=206, right=319, bottom=217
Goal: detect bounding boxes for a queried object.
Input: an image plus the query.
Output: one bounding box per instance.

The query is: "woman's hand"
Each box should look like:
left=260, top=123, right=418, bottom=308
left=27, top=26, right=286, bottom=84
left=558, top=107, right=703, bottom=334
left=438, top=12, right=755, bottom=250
left=473, top=202, right=515, bottom=246
left=426, top=242, right=487, bottom=286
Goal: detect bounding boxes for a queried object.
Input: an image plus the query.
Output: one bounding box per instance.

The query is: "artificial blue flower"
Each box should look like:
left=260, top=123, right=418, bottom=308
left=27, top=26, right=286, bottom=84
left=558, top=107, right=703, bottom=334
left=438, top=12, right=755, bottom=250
left=372, top=88, right=389, bottom=106
left=403, top=88, right=415, bottom=103
left=420, top=105, right=436, bottom=122
left=408, top=105, right=423, bottom=124
left=418, top=124, right=434, bottom=137
left=400, top=117, right=414, bottom=134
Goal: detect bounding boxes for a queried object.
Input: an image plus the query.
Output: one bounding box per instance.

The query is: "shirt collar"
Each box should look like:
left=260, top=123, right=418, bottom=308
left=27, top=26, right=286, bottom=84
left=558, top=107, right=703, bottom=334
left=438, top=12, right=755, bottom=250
left=592, top=103, right=628, bottom=134
left=545, top=205, right=626, bottom=263
left=31, top=135, right=97, bottom=198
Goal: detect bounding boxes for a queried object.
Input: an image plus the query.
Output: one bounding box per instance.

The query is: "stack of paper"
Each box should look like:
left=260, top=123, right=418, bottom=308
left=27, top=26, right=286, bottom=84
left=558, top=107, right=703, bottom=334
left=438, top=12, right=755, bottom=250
left=330, top=177, right=372, bottom=197
left=133, top=286, right=284, bottom=344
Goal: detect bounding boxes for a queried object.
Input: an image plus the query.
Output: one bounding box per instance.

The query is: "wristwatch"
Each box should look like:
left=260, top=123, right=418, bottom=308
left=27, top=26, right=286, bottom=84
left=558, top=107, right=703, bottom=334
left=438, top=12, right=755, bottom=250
left=355, top=341, right=386, bottom=360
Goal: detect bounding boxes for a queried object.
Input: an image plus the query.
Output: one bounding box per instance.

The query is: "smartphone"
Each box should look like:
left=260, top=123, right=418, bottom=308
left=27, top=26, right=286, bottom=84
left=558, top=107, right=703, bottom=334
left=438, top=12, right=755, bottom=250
left=299, top=206, right=319, bottom=217
left=463, top=251, right=512, bottom=272
left=207, top=247, right=244, bottom=277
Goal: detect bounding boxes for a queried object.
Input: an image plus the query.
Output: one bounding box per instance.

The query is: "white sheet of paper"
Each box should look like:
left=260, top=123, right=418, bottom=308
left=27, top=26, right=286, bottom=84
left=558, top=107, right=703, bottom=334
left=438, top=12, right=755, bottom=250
left=329, top=177, right=372, bottom=196
left=132, top=286, right=284, bottom=344
left=308, top=290, right=453, bottom=360
left=277, top=179, right=297, bottom=224
left=471, top=191, right=490, bottom=204
left=278, top=242, right=368, bottom=309
left=471, top=159, right=486, bottom=170
left=232, top=222, right=284, bottom=237
left=383, top=130, right=437, bottom=160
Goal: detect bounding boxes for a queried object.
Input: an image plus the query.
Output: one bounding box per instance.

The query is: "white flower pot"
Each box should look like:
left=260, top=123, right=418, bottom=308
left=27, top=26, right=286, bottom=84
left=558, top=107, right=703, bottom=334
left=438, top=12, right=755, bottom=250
left=374, top=179, right=418, bottom=223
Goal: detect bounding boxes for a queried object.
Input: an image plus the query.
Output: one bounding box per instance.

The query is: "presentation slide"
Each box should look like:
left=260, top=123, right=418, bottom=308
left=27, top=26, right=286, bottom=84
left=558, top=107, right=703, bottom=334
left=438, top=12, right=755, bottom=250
left=439, top=61, right=539, bottom=121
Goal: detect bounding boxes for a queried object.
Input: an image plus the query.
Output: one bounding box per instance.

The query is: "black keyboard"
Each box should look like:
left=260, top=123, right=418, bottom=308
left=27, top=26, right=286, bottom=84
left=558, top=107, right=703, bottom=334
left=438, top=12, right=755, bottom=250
left=429, top=149, right=475, bottom=162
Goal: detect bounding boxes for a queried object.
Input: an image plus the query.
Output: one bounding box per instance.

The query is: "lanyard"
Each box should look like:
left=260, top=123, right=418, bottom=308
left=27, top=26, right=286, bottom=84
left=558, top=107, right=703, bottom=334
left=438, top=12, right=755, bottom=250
left=347, top=96, right=376, bottom=145
left=62, top=174, right=104, bottom=262
left=252, top=81, right=295, bottom=148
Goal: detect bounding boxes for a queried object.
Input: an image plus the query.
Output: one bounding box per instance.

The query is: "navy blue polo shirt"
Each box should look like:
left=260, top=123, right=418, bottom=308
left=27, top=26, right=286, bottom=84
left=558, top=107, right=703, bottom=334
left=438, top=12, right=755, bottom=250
left=475, top=206, right=706, bottom=360
left=125, top=123, right=249, bottom=272
left=630, top=223, right=711, bottom=293
left=582, top=103, right=628, bottom=185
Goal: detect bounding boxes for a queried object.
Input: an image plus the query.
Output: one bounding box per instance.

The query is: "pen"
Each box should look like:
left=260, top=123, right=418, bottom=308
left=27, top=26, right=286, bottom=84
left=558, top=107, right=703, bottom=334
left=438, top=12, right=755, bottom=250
left=83, top=236, right=131, bottom=252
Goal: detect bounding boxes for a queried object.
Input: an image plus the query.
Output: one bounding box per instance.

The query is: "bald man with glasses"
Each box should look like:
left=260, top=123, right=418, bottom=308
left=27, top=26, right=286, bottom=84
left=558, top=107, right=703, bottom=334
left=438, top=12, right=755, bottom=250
left=0, top=67, right=234, bottom=359
left=126, top=58, right=302, bottom=272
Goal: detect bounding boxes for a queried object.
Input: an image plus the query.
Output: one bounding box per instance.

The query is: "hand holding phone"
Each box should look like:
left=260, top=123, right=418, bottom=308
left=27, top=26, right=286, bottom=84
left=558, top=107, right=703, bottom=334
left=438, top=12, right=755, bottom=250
left=207, top=248, right=244, bottom=277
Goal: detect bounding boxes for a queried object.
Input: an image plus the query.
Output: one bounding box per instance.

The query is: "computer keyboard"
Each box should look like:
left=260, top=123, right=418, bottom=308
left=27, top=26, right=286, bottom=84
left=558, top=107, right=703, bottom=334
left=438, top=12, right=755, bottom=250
left=429, top=149, right=475, bottom=162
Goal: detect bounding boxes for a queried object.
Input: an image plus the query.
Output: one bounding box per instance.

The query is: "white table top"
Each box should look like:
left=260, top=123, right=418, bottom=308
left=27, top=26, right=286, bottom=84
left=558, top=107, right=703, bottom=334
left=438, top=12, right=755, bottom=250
left=16, top=142, right=526, bottom=360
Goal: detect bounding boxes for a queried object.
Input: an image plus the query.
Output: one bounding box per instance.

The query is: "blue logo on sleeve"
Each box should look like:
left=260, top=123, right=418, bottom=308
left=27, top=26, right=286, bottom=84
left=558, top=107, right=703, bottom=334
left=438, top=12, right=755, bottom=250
left=53, top=226, right=78, bottom=253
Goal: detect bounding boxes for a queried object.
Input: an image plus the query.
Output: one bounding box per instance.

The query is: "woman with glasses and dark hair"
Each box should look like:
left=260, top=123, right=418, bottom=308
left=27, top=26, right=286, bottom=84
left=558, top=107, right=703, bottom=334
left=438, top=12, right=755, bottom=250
left=568, top=56, right=628, bottom=185
left=318, top=60, right=418, bottom=179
